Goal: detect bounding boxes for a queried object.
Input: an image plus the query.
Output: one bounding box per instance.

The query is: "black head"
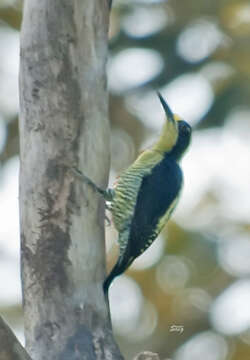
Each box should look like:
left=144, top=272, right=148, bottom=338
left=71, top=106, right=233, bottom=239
left=170, top=120, right=192, bottom=160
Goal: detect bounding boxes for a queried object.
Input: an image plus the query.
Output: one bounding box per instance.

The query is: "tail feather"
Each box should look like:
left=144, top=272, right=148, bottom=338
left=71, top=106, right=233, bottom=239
left=103, top=264, right=118, bottom=294
left=103, top=245, right=133, bottom=295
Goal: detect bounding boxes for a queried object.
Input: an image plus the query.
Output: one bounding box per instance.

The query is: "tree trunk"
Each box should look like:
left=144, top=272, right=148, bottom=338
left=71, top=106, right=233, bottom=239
left=19, top=1, right=123, bottom=359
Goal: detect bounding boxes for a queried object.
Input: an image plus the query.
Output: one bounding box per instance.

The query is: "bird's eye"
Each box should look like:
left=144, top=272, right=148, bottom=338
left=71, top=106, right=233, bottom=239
left=182, top=124, right=191, bottom=133
left=178, top=121, right=191, bottom=135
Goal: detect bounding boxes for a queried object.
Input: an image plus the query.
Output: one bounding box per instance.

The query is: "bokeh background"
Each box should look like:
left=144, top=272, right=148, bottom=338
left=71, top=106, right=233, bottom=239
left=1, top=0, right=250, bottom=359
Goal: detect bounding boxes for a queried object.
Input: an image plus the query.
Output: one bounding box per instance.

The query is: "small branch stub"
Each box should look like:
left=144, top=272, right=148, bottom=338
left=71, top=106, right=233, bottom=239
left=0, top=316, right=32, bottom=360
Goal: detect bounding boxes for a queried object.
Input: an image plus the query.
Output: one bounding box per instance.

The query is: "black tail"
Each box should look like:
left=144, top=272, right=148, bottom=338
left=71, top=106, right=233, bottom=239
left=103, top=245, right=133, bottom=295
left=103, top=259, right=126, bottom=295
left=103, top=268, right=116, bottom=295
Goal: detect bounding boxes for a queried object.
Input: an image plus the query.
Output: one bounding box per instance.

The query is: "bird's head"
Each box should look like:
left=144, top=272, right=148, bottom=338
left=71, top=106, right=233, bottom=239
left=155, top=92, right=192, bottom=160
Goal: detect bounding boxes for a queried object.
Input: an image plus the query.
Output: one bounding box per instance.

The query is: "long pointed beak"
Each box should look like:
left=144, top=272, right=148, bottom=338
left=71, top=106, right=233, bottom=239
left=157, top=92, right=175, bottom=123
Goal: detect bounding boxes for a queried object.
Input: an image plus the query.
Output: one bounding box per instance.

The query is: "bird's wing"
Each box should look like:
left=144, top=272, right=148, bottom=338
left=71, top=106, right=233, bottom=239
left=128, top=158, right=183, bottom=257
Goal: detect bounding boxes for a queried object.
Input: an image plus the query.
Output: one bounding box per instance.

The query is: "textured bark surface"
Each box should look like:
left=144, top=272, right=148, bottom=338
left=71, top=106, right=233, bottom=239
left=0, top=316, right=31, bottom=360
left=19, top=1, right=122, bottom=359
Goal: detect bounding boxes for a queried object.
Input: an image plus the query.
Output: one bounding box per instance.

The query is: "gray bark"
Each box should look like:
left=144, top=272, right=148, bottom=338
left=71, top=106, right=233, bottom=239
left=19, top=1, right=123, bottom=359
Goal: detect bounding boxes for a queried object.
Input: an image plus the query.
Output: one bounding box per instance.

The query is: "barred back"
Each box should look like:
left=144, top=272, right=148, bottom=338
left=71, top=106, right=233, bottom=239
left=111, top=150, right=163, bottom=251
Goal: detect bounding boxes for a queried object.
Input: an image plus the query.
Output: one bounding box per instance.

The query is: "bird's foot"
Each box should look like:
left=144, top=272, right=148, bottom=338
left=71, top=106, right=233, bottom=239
left=71, top=167, right=114, bottom=202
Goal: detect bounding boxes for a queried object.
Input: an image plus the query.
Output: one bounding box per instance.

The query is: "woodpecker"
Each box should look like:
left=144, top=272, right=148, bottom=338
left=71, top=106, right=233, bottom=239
left=73, top=93, right=191, bottom=294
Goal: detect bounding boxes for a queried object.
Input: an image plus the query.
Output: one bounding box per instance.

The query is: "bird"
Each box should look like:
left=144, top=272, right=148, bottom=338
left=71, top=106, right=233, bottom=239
left=73, top=93, right=192, bottom=294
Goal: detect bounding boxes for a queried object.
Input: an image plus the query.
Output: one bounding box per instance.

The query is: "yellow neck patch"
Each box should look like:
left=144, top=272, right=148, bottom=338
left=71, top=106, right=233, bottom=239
left=173, top=114, right=181, bottom=122
left=153, top=114, right=180, bottom=153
